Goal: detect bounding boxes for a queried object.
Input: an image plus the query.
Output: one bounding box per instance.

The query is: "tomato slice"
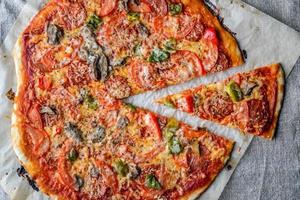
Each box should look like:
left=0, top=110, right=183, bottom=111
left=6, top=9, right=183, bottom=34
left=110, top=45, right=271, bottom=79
left=201, top=28, right=219, bottom=72
left=28, top=103, right=43, bottom=129
left=130, top=60, right=164, bottom=90
left=38, top=76, right=52, bottom=91
left=144, top=112, right=162, bottom=140
left=203, top=27, right=219, bottom=45
left=98, top=0, right=118, bottom=17
left=155, top=15, right=196, bottom=39
left=129, top=1, right=152, bottom=13
left=25, top=125, right=50, bottom=156
left=176, top=95, right=194, bottom=113
left=160, top=50, right=205, bottom=83
left=144, top=0, right=168, bottom=15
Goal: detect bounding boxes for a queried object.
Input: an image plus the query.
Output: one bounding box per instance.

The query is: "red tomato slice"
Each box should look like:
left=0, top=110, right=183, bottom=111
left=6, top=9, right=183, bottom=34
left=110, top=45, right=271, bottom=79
left=144, top=0, right=168, bottom=15
left=38, top=76, right=52, bottom=91
left=130, top=60, right=164, bottom=90
left=160, top=50, right=205, bottom=83
left=129, top=1, right=152, bottom=13
left=155, top=15, right=196, bottom=39
left=203, top=27, right=219, bottom=45
left=98, top=0, right=118, bottom=17
left=28, top=103, right=43, bottom=129
left=201, top=28, right=219, bottom=72
left=144, top=112, right=162, bottom=140
left=177, top=95, right=194, bottom=113
left=25, top=125, right=50, bottom=156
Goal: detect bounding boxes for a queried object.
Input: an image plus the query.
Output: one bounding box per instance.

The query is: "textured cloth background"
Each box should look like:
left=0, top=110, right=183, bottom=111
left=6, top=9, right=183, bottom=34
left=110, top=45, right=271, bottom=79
left=0, top=0, right=299, bottom=199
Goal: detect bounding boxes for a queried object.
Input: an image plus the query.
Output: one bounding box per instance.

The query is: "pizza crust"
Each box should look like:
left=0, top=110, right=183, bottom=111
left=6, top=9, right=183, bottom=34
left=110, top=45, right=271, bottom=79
left=12, top=37, right=59, bottom=198
left=261, top=63, right=285, bottom=139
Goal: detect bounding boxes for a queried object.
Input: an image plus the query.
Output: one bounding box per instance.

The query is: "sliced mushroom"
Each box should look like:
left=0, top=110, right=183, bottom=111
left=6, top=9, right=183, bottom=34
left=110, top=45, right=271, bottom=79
left=89, top=126, right=106, bottom=143
left=89, top=166, right=100, bottom=178
left=116, top=116, right=129, bottom=129
left=40, top=106, right=56, bottom=115
left=88, top=52, right=109, bottom=81
left=119, top=0, right=129, bottom=12
left=74, top=175, right=84, bottom=191
left=128, top=164, right=141, bottom=179
left=47, top=24, right=64, bottom=45
left=64, top=123, right=83, bottom=143
left=241, top=81, right=258, bottom=96
left=137, top=23, right=150, bottom=37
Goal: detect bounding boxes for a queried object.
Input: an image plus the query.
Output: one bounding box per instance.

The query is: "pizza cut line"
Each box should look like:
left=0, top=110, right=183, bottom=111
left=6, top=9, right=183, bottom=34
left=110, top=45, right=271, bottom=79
left=10, top=0, right=254, bottom=199
left=157, top=64, right=285, bottom=139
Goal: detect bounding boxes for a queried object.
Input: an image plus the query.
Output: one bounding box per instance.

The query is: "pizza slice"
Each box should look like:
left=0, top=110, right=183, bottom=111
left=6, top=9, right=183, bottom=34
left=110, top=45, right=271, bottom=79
left=156, top=64, right=285, bottom=139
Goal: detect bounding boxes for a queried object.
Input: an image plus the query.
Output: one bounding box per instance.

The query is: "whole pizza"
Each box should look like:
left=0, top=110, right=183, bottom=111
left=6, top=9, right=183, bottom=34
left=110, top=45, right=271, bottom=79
left=10, top=0, right=283, bottom=199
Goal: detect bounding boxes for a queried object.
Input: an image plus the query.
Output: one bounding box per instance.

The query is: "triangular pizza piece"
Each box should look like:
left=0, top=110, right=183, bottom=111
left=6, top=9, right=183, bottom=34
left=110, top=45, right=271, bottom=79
left=156, top=64, right=285, bottom=139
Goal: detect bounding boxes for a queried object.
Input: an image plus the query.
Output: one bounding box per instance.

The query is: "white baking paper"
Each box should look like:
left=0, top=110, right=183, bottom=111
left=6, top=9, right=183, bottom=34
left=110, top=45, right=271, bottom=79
left=0, top=0, right=299, bottom=200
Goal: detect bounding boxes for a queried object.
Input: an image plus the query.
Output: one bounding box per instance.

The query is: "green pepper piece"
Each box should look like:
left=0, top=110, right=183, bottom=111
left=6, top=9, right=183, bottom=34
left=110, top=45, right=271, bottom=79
left=68, top=148, right=78, bottom=162
left=163, top=99, right=175, bottom=108
left=169, top=137, right=183, bottom=154
left=225, top=81, right=243, bottom=102
left=85, top=95, right=98, bottom=110
left=114, top=160, right=129, bottom=177
left=169, top=4, right=182, bottom=16
left=145, top=174, right=162, bottom=190
left=133, top=44, right=142, bottom=57
left=87, top=14, right=102, bottom=31
left=149, top=48, right=170, bottom=63
left=127, top=12, right=140, bottom=21
left=163, top=118, right=180, bottom=141
left=164, top=38, right=177, bottom=52
left=125, top=103, right=137, bottom=111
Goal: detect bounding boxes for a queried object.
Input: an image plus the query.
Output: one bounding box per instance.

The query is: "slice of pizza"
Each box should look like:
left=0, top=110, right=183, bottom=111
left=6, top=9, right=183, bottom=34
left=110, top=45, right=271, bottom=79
left=156, top=64, right=285, bottom=139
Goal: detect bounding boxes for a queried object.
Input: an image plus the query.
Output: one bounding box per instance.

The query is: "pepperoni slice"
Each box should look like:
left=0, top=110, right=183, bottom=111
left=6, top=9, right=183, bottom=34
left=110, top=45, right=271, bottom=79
left=144, top=0, right=168, bottom=15
left=236, top=99, right=270, bottom=135
left=200, top=28, right=219, bottom=72
left=203, top=93, right=233, bottom=120
left=185, top=18, right=205, bottom=41
left=105, top=75, right=131, bottom=99
left=98, top=0, right=118, bottom=17
left=160, top=50, right=204, bottom=83
left=57, top=2, right=86, bottom=30
left=131, top=60, right=164, bottom=90
left=209, top=52, right=230, bottom=73
left=155, top=14, right=196, bottom=39
left=67, top=61, right=91, bottom=86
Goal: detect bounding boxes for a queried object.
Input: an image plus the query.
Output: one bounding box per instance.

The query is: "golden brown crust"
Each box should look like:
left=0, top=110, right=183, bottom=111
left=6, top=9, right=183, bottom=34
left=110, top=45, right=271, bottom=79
left=183, top=0, right=244, bottom=67
left=260, top=63, right=285, bottom=139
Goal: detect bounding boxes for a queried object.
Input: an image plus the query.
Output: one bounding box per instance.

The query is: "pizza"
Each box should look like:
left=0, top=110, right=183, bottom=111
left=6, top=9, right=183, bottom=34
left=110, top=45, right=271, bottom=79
left=10, top=0, right=242, bottom=199
left=157, top=64, right=285, bottom=139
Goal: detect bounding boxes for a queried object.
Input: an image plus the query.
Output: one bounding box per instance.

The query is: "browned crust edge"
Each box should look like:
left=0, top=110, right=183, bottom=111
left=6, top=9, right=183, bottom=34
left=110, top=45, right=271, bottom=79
left=260, top=63, right=285, bottom=140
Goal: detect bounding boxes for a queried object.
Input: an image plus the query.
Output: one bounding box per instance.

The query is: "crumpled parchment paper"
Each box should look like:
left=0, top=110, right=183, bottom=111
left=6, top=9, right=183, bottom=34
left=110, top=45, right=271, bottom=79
left=0, top=0, right=299, bottom=199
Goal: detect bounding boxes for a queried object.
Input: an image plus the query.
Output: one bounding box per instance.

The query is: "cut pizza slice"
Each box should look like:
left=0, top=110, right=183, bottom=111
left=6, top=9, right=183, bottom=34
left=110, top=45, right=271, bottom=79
left=156, top=64, right=285, bottom=139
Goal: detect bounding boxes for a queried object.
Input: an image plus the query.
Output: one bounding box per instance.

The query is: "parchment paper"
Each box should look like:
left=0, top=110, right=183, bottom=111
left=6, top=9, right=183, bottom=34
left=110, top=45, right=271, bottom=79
left=0, top=0, right=299, bottom=200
